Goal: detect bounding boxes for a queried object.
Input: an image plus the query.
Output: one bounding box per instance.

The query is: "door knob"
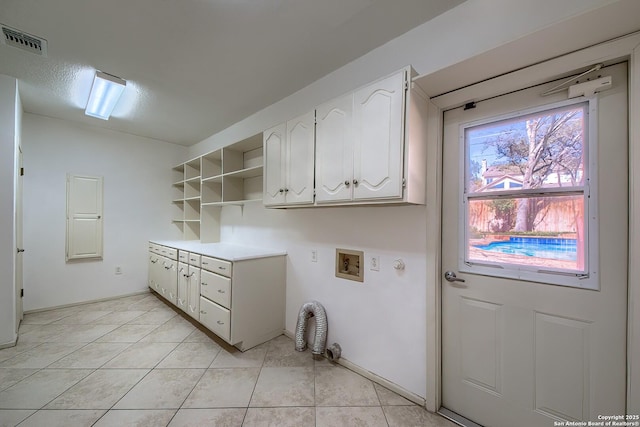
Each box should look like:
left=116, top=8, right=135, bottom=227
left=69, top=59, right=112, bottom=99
left=444, top=271, right=465, bottom=283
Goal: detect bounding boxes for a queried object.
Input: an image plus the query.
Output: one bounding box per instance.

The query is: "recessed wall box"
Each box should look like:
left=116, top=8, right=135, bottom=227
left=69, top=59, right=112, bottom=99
left=336, top=248, right=364, bottom=282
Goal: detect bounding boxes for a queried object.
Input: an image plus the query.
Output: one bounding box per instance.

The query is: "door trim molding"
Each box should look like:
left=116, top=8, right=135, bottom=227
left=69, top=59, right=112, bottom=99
left=420, top=31, right=640, bottom=414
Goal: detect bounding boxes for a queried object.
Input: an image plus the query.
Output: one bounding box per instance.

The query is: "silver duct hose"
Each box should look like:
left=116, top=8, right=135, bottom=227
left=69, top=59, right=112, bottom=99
left=295, top=301, right=327, bottom=355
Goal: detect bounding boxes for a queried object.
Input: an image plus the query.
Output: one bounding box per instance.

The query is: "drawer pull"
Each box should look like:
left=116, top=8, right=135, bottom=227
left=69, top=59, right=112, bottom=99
left=218, top=267, right=226, bottom=271
left=201, top=282, right=208, bottom=286
left=216, top=320, right=225, bottom=325
left=151, top=259, right=158, bottom=264
left=217, top=289, right=225, bottom=294
left=202, top=262, right=208, bottom=265
left=200, top=310, right=207, bottom=314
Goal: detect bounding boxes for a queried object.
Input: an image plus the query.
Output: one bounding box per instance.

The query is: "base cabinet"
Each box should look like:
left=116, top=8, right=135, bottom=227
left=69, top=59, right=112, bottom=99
left=148, top=241, right=285, bottom=351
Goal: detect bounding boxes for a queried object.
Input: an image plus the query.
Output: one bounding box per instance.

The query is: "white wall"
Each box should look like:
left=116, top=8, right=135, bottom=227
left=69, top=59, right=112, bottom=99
left=186, top=0, right=621, bottom=400
left=0, top=75, right=19, bottom=347
left=221, top=203, right=427, bottom=396
left=22, top=114, right=186, bottom=311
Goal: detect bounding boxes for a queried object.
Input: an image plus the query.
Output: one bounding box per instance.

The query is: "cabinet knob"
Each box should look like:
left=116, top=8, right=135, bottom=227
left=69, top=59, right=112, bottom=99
left=353, top=179, right=358, bottom=185
left=200, top=310, right=207, bottom=314
left=279, top=188, right=284, bottom=193
left=344, top=180, right=350, bottom=187
left=201, top=282, right=207, bottom=286
left=217, top=289, right=225, bottom=293
left=217, top=320, right=225, bottom=325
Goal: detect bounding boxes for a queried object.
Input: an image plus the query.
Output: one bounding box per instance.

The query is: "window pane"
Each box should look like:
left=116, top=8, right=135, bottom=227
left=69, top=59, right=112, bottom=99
left=466, top=103, right=587, bottom=194
left=466, top=195, right=586, bottom=273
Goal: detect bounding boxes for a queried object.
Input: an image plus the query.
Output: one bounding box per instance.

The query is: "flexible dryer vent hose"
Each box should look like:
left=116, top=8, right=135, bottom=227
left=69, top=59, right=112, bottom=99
left=295, top=301, right=327, bottom=355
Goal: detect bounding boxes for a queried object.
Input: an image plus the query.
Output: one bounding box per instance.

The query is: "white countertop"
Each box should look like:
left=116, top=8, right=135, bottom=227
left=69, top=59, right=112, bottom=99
left=150, top=240, right=286, bottom=261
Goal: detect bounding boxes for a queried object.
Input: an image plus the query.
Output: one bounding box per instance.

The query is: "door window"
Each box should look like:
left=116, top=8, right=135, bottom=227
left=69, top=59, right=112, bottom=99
left=461, top=100, right=598, bottom=289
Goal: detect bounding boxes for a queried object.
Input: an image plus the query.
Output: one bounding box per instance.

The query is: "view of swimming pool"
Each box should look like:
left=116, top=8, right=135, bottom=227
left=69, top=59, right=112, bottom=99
left=473, top=237, right=577, bottom=261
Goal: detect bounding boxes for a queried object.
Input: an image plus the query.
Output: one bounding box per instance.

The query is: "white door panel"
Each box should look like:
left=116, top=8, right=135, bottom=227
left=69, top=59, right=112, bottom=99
left=353, top=70, right=405, bottom=200
left=66, top=174, right=103, bottom=260
left=315, top=93, right=353, bottom=203
left=286, top=111, right=315, bottom=205
left=441, top=63, right=628, bottom=426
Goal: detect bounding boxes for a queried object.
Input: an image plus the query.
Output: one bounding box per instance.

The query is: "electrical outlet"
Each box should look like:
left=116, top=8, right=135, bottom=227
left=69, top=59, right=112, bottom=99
left=311, top=249, right=318, bottom=263
left=115, top=266, right=123, bottom=275
left=370, top=255, right=380, bottom=271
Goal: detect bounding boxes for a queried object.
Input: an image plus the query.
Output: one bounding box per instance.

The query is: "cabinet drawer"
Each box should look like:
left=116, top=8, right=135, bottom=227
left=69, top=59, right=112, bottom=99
left=201, top=256, right=232, bottom=277
left=188, top=253, right=201, bottom=268
left=199, top=297, right=230, bottom=341
left=178, top=250, right=189, bottom=262
left=158, top=246, right=178, bottom=260
left=200, top=270, right=231, bottom=309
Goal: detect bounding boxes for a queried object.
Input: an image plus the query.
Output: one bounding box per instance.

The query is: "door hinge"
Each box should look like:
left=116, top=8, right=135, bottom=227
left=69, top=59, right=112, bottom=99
left=20, top=167, right=24, bottom=176
left=20, top=289, right=24, bottom=298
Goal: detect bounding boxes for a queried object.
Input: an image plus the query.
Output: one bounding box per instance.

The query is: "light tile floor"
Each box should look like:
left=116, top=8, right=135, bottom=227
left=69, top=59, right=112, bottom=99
left=0, top=293, right=457, bottom=427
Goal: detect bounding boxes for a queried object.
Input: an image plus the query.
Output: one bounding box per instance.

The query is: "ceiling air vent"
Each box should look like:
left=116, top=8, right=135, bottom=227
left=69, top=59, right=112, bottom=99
left=1, top=24, right=47, bottom=57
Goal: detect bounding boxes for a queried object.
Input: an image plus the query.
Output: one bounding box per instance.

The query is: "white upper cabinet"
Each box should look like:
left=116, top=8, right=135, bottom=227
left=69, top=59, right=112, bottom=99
left=264, top=66, right=427, bottom=208
left=263, top=111, right=315, bottom=207
left=314, top=67, right=427, bottom=206
left=315, top=93, right=354, bottom=203
left=353, top=70, right=405, bottom=201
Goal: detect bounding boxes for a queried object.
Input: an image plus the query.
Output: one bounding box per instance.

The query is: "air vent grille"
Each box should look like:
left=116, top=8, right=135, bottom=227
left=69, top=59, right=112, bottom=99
left=1, top=24, right=47, bottom=57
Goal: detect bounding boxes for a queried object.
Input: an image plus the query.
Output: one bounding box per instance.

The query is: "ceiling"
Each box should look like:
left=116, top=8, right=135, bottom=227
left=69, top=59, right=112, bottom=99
left=0, top=0, right=464, bottom=146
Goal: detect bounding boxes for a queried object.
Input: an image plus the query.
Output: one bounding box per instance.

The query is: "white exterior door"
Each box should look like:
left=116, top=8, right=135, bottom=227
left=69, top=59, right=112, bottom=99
left=353, top=70, right=405, bottom=201
left=263, top=123, right=286, bottom=206
left=286, top=111, right=315, bottom=205
left=315, top=93, right=354, bottom=203
left=441, top=63, right=628, bottom=426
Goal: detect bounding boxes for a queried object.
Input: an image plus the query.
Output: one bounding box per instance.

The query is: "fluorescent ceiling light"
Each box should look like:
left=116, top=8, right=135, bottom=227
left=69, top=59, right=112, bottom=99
left=85, top=71, right=126, bottom=120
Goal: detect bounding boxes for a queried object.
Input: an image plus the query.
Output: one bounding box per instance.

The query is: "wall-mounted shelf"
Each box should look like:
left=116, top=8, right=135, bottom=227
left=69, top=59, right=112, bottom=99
left=170, top=132, right=263, bottom=241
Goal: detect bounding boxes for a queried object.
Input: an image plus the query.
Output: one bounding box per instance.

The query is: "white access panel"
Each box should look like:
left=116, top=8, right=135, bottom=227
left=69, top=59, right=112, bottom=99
left=66, top=174, right=103, bottom=261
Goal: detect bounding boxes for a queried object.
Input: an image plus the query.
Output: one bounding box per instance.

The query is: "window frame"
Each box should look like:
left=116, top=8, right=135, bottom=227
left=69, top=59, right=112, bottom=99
left=458, top=97, right=599, bottom=290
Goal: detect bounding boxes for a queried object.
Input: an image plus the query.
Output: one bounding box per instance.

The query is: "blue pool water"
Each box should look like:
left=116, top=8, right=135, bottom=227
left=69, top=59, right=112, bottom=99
left=473, top=237, right=577, bottom=261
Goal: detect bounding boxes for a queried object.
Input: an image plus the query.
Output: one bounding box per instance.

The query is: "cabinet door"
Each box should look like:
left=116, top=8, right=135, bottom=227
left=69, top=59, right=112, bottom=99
left=187, top=266, right=201, bottom=320
left=177, top=262, right=188, bottom=311
left=353, top=70, right=406, bottom=200
left=157, top=255, right=169, bottom=294
left=286, top=111, right=315, bottom=205
left=315, top=93, right=354, bottom=203
left=263, top=124, right=286, bottom=206
left=164, top=259, right=178, bottom=305
left=148, top=253, right=159, bottom=290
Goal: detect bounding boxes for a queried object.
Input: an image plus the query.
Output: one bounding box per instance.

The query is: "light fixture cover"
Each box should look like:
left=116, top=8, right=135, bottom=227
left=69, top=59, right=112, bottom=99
left=85, top=71, right=126, bottom=120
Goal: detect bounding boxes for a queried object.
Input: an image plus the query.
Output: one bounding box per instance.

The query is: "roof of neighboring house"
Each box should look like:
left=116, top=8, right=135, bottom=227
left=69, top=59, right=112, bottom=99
left=476, top=174, right=524, bottom=192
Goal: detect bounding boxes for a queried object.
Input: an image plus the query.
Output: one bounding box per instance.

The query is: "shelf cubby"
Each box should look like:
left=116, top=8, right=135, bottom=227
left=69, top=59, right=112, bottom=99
left=202, top=151, right=222, bottom=180
left=184, top=178, right=201, bottom=199
left=185, top=158, right=201, bottom=180
left=184, top=220, right=200, bottom=241
left=184, top=198, right=201, bottom=221
left=202, top=180, right=222, bottom=204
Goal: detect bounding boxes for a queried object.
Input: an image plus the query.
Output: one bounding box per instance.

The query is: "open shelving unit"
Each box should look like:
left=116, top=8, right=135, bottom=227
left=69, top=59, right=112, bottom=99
left=171, top=133, right=263, bottom=242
